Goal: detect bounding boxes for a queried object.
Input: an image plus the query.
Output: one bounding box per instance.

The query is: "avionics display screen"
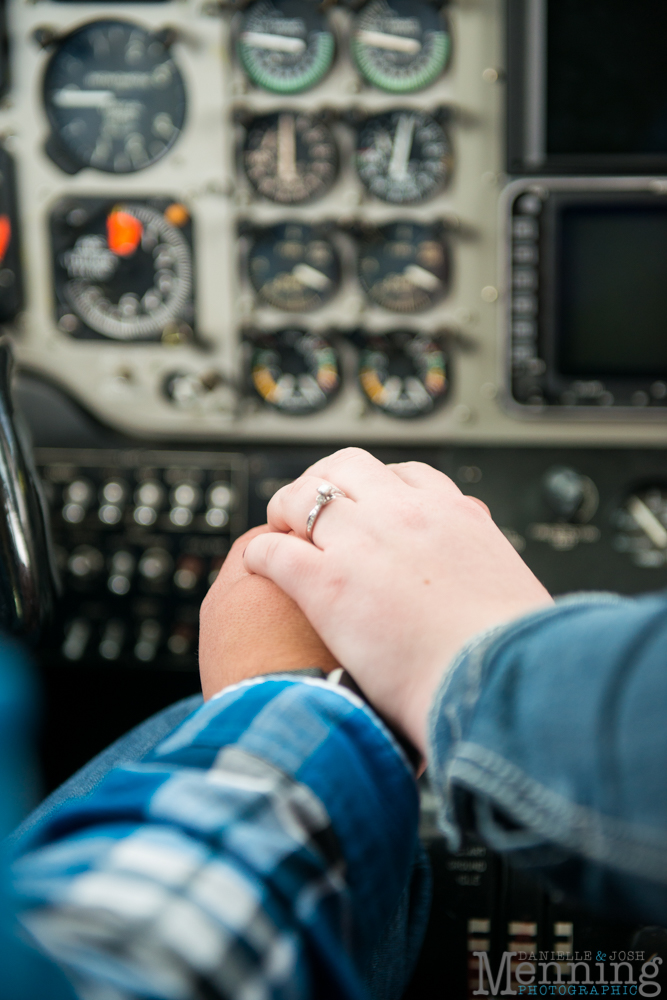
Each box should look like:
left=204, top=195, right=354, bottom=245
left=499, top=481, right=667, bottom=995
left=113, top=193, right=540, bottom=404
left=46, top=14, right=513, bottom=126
left=547, top=0, right=667, bottom=160
left=557, top=205, right=667, bottom=378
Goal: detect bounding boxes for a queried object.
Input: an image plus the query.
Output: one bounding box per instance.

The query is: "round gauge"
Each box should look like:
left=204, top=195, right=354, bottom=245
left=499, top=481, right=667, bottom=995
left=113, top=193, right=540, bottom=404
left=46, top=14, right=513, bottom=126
left=351, top=0, right=450, bottom=93
left=238, top=0, right=335, bottom=94
left=43, top=21, right=186, bottom=174
left=53, top=200, right=194, bottom=341
left=613, top=487, right=667, bottom=568
left=248, top=223, right=341, bottom=312
left=356, top=110, right=451, bottom=204
left=359, top=330, right=448, bottom=417
left=251, top=329, right=340, bottom=414
left=358, top=222, right=449, bottom=312
left=243, top=112, right=338, bottom=204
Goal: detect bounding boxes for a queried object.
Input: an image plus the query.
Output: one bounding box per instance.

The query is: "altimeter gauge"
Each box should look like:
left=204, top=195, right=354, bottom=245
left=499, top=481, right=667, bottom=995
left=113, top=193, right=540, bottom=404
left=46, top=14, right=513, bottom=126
left=247, top=223, right=341, bottom=312
left=51, top=198, right=194, bottom=342
left=358, top=221, right=449, bottom=312
left=238, top=0, right=335, bottom=94
left=351, top=0, right=450, bottom=93
left=243, top=112, right=338, bottom=204
left=250, top=329, right=340, bottom=414
left=358, top=329, right=448, bottom=417
left=356, top=110, right=451, bottom=204
left=43, top=20, right=186, bottom=174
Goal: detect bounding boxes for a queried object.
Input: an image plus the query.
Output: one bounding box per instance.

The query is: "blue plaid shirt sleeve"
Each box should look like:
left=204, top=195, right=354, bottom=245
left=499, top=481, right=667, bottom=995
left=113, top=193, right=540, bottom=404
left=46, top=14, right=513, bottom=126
left=12, top=676, right=420, bottom=1000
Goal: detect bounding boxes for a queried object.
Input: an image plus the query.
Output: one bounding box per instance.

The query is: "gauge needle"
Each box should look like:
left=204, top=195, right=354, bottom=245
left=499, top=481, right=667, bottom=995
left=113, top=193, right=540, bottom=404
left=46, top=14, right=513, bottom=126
left=404, top=264, right=441, bottom=291
left=355, top=29, right=421, bottom=54
left=628, top=495, right=667, bottom=549
left=388, top=114, right=416, bottom=180
left=241, top=31, right=306, bottom=53
left=292, top=263, right=331, bottom=291
left=52, top=89, right=115, bottom=108
left=277, top=114, right=298, bottom=183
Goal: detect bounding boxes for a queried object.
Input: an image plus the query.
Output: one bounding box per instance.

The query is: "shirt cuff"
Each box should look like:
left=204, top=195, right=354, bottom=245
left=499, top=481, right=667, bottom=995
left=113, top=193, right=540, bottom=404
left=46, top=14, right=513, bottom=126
left=426, top=592, right=625, bottom=850
left=155, top=674, right=420, bottom=956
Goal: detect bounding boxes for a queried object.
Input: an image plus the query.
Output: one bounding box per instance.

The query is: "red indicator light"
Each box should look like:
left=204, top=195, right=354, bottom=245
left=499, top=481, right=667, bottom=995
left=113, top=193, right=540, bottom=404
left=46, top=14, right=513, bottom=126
left=0, top=216, right=11, bottom=264
left=107, top=210, right=143, bottom=257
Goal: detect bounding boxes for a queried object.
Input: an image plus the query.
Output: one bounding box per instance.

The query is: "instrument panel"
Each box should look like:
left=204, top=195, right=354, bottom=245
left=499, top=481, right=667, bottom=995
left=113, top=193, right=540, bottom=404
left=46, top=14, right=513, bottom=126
left=0, top=0, right=616, bottom=444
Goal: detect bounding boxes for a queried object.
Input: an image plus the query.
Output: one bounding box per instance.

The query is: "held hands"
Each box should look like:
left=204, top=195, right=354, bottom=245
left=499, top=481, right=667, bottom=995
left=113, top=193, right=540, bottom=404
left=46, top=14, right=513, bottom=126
left=199, top=525, right=339, bottom=700
left=243, top=449, right=553, bottom=755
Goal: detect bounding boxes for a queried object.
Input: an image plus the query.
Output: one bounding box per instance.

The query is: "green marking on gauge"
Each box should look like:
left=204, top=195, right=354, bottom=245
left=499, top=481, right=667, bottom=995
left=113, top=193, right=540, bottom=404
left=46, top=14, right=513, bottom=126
left=351, top=0, right=450, bottom=94
left=238, top=0, right=335, bottom=94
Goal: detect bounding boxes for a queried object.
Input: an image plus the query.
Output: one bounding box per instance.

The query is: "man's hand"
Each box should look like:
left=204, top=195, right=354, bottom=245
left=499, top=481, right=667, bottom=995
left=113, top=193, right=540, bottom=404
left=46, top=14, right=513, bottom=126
left=243, top=449, right=553, bottom=754
left=199, top=525, right=339, bottom=700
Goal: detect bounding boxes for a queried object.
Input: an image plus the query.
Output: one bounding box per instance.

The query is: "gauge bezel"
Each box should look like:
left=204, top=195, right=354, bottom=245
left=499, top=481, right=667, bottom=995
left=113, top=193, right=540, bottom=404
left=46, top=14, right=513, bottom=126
left=51, top=196, right=196, bottom=343
left=42, top=19, right=187, bottom=176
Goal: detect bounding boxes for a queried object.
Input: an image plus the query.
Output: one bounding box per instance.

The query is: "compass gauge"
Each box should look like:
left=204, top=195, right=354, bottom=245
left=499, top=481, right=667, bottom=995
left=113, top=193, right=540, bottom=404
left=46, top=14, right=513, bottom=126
left=248, top=223, right=341, bottom=312
left=358, top=221, right=449, bottom=312
left=251, top=329, right=340, bottom=414
left=351, top=0, right=450, bottom=93
left=52, top=198, right=194, bottom=341
left=43, top=20, right=186, bottom=174
left=356, top=110, right=451, bottom=204
left=238, top=0, right=335, bottom=94
left=359, top=330, right=448, bottom=417
left=243, top=112, right=338, bottom=204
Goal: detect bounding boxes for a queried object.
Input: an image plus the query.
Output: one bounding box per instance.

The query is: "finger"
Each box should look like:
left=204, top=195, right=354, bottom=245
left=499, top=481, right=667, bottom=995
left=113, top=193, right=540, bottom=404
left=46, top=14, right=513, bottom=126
left=387, top=461, right=461, bottom=494
left=301, top=447, right=398, bottom=499
left=243, top=531, right=323, bottom=607
left=468, top=496, right=492, bottom=518
left=213, top=524, right=270, bottom=590
left=267, top=474, right=356, bottom=544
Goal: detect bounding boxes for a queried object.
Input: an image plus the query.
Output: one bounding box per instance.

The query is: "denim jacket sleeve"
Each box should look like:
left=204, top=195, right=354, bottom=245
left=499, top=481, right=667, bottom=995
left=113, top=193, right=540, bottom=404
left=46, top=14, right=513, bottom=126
left=427, top=592, right=667, bottom=925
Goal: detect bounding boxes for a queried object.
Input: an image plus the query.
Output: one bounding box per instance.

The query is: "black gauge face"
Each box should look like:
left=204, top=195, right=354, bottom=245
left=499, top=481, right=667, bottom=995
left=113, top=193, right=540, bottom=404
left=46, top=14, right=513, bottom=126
left=251, top=329, right=340, bottom=414
left=359, top=330, right=448, bottom=417
left=243, top=113, right=338, bottom=204
left=613, top=487, right=667, bottom=568
left=43, top=20, right=186, bottom=174
left=358, top=222, right=449, bottom=312
left=351, top=0, right=450, bottom=94
left=238, top=0, right=335, bottom=95
left=0, top=149, right=22, bottom=322
left=52, top=199, right=194, bottom=341
left=356, top=111, right=451, bottom=204
left=248, top=223, right=341, bottom=312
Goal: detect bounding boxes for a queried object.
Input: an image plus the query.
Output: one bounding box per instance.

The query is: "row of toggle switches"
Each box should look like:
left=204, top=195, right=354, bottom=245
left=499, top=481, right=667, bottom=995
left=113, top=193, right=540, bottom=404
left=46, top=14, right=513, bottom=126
left=60, top=478, right=235, bottom=530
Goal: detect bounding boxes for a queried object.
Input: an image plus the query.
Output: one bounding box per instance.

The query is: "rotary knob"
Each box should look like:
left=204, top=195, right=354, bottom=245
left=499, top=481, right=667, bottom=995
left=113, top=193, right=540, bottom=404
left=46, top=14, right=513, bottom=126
left=542, top=466, right=598, bottom=523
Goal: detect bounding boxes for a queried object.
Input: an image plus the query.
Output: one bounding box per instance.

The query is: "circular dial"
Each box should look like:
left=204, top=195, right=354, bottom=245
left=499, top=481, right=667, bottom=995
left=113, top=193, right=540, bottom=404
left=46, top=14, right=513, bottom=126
left=351, top=0, right=450, bottom=93
left=243, top=112, right=338, bottom=204
left=359, top=330, right=448, bottom=417
left=356, top=110, right=452, bottom=204
left=53, top=200, right=193, bottom=341
left=248, top=223, right=341, bottom=312
left=613, top=487, right=667, bottom=568
left=358, top=222, right=449, bottom=312
left=43, top=20, right=186, bottom=174
left=251, top=329, right=340, bottom=414
left=238, top=0, right=335, bottom=94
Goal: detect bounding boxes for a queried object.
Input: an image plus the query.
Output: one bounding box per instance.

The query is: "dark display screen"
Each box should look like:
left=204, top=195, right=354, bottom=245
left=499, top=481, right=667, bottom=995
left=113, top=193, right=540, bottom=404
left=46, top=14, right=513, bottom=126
left=547, top=0, right=667, bottom=158
left=557, top=205, right=667, bottom=377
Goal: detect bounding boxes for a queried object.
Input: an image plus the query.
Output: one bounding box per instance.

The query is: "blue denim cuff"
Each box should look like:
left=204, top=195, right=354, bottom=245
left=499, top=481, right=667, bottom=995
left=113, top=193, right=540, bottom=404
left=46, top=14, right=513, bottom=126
left=426, top=592, right=625, bottom=851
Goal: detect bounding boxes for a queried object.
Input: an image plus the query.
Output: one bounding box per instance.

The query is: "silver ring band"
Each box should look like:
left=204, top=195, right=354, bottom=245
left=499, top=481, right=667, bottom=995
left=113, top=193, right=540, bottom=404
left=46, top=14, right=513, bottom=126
left=306, top=483, right=347, bottom=543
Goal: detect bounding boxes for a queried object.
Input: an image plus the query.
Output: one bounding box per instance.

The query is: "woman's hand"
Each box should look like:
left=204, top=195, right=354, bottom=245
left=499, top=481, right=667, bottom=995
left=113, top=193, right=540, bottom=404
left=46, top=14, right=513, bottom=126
left=243, top=449, right=552, bottom=753
left=199, top=525, right=339, bottom=700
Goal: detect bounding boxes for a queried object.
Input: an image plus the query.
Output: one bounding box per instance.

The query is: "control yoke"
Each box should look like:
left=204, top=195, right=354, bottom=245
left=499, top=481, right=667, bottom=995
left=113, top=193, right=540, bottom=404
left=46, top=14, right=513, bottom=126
left=0, top=338, right=57, bottom=637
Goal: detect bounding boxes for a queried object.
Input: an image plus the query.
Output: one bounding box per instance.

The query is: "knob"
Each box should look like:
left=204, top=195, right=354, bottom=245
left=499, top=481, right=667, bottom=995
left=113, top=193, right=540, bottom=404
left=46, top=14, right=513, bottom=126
left=542, top=466, right=598, bottom=522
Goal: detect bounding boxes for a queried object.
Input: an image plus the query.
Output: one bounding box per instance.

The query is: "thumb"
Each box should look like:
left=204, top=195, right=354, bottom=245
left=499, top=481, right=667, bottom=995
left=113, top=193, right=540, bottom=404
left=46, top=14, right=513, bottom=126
left=243, top=530, right=323, bottom=605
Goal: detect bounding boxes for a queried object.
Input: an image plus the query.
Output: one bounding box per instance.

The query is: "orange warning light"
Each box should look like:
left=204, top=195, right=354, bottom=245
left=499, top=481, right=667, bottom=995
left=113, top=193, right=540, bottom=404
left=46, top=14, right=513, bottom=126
left=107, top=210, right=143, bottom=257
left=164, top=203, right=189, bottom=227
left=0, top=216, right=11, bottom=264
